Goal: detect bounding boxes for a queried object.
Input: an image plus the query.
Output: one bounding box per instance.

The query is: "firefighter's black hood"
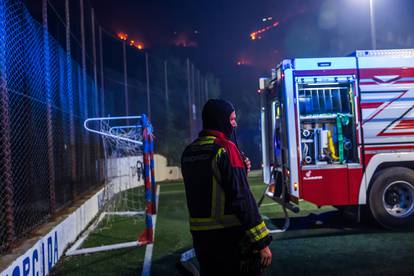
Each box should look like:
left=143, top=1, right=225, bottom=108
left=202, top=99, right=235, bottom=138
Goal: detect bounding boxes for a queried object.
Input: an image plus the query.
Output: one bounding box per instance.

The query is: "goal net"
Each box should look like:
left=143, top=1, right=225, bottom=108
left=66, top=115, right=157, bottom=255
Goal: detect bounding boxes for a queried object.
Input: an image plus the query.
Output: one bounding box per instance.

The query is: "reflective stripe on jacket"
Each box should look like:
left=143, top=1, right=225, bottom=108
left=181, top=130, right=271, bottom=249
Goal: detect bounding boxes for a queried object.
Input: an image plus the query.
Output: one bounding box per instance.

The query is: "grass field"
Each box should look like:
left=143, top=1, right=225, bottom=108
left=51, top=176, right=414, bottom=276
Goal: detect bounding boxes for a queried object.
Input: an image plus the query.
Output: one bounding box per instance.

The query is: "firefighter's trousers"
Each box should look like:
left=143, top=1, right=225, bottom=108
left=192, top=226, right=262, bottom=276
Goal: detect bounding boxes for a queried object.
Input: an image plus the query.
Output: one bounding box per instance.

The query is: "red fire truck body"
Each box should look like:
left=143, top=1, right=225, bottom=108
left=259, top=49, right=414, bottom=228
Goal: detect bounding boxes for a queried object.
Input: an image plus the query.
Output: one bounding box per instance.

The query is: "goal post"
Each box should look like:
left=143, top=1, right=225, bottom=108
left=140, top=114, right=157, bottom=244
left=66, top=114, right=157, bottom=256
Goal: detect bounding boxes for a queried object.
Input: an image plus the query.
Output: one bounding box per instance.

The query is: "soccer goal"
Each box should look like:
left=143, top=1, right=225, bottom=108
left=66, top=115, right=157, bottom=256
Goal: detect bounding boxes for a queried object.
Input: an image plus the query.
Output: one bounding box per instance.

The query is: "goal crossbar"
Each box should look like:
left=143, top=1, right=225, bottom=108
left=65, top=114, right=157, bottom=257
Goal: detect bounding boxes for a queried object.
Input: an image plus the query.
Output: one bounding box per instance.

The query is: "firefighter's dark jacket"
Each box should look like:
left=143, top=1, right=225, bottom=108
left=181, top=129, right=271, bottom=250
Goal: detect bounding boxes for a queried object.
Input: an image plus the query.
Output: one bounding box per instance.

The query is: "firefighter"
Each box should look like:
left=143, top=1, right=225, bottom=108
left=181, top=99, right=272, bottom=275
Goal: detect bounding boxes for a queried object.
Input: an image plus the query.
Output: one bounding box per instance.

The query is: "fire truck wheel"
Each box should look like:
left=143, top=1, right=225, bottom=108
left=369, top=167, right=414, bottom=229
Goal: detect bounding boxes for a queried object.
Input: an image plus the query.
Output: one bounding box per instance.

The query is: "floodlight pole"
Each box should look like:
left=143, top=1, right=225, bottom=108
left=145, top=53, right=151, bottom=120
left=123, top=40, right=129, bottom=116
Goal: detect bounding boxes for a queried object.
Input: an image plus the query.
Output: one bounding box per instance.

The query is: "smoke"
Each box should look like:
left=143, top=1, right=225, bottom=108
left=318, top=0, right=337, bottom=30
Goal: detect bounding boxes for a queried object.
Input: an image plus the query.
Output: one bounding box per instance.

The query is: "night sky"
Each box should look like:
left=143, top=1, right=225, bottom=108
left=90, top=0, right=414, bottom=75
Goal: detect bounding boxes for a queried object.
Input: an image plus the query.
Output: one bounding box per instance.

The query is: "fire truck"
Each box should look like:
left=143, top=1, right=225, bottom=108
left=258, top=49, right=414, bottom=229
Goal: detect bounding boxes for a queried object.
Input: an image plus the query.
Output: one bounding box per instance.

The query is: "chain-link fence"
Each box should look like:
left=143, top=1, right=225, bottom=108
left=0, top=0, right=219, bottom=254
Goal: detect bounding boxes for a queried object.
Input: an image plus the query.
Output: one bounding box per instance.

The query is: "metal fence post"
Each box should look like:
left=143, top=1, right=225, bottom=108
left=99, top=26, right=105, bottom=116
left=80, top=0, right=88, bottom=120
left=91, top=8, right=98, bottom=118
left=122, top=40, right=129, bottom=116
left=205, top=77, right=209, bottom=101
left=65, top=0, right=77, bottom=197
left=191, top=63, right=196, bottom=139
left=91, top=8, right=101, bottom=184
left=164, top=60, right=169, bottom=112
left=196, top=69, right=201, bottom=130
left=200, top=75, right=204, bottom=107
left=42, top=0, right=56, bottom=214
left=80, top=0, right=91, bottom=193
left=0, top=0, right=15, bottom=250
left=186, top=58, right=192, bottom=141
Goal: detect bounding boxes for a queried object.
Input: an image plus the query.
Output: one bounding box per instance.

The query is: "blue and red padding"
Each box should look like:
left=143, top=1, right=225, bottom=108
left=138, top=114, right=157, bottom=244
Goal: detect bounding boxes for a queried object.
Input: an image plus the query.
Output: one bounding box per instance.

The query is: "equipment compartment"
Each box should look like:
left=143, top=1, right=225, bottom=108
left=297, top=82, right=358, bottom=165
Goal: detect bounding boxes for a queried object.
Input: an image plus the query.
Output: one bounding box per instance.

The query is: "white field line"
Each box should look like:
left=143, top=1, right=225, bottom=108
left=141, top=185, right=160, bottom=276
